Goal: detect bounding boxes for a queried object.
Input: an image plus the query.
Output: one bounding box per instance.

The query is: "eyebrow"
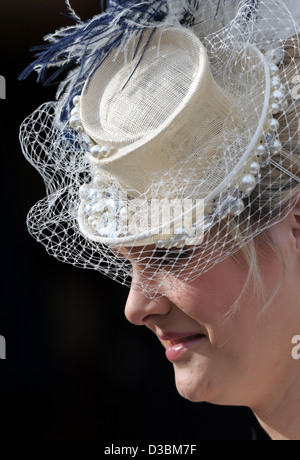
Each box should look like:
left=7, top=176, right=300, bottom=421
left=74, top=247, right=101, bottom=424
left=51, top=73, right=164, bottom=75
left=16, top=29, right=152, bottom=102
left=151, top=247, right=195, bottom=262
left=112, top=246, right=195, bottom=266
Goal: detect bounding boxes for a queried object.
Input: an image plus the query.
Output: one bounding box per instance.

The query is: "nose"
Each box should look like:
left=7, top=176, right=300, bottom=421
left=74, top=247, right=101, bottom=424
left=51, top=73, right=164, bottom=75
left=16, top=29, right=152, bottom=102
left=125, top=286, right=172, bottom=326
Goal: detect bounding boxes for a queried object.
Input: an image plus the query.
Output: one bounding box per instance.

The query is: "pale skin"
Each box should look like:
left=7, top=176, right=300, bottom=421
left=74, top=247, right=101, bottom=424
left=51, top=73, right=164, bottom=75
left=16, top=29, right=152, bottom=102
left=120, top=200, right=300, bottom=440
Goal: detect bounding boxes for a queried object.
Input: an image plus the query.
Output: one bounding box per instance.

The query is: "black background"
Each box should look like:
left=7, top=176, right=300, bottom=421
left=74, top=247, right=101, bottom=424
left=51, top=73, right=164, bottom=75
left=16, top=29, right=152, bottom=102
left=0, top=0, right=268, bottom=440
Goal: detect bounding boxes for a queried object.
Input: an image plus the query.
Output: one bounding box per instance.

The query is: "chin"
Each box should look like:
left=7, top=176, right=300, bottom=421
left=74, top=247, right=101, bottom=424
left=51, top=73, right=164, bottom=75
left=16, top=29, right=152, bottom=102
left=174, top=365, right=251, bottom=407
left=173, top=359, right=236, bottom=405
left=173, top=365, right=212, bottom=403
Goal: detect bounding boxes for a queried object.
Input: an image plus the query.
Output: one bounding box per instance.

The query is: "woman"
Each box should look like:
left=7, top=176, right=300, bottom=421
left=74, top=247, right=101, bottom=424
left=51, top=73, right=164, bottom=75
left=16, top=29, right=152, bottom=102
left=20, top=0, right=300, bottom=440
left=122, top=204, right=300, bottom=440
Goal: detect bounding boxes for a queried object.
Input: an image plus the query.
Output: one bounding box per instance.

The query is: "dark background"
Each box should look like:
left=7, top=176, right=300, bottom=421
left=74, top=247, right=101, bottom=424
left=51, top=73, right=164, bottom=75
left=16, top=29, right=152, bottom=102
left=0, top=0, right=268, bottom=440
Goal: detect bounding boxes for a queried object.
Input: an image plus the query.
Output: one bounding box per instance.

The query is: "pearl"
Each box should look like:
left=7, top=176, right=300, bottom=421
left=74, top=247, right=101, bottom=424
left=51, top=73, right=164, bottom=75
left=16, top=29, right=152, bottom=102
left=271, top=76, right=281, bottom=90
left=269, top=139, right=282, bottom=155
left=100, top=146, right=112, bottom=158
left=271, top=102, right=281, bottom=114
left=256, top=144, right=266, bottom=157
left=230, top=199, right=245, bottom=216
left=79, top=184, right=89, bottom=199
left=90, top=145, right=102, bottom=159
left=272, top=89, right=285, bottom=104
left=73, top=95, right=81, bottom=107
left=89, top=145, right=114, bottom=159
left=69, top=115, right=82, bottom=130
left=71, top=107, right=80, bottom=117
left=269, top=63, right=279, bottom=76
left=240, top=174, right=257, bottom=195
left=268, top=118, right=280, bottom=132
left=249, top=161, right=261, bottom=175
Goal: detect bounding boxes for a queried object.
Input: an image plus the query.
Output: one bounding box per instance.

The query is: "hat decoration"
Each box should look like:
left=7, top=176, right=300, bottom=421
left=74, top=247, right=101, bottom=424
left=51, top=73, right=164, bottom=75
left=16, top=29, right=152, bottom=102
left=19, top=0, right=243, bottom=119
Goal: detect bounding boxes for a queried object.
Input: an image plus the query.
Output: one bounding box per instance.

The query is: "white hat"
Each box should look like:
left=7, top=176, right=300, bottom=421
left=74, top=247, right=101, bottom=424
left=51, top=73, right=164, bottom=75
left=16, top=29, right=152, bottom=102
left=20, top=0, right=300, bottom=295
left=76, top=25, right=273, bottom=248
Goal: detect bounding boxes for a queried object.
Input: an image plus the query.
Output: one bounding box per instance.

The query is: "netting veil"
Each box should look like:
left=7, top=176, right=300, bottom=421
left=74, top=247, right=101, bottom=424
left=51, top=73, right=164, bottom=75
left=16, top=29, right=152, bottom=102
left=19, top=0, right=300, bottom=297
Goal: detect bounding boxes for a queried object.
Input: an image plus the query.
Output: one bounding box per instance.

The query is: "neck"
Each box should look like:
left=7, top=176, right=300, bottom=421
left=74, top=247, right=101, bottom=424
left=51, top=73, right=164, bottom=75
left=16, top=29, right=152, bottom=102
left=253, top=372, right=300, bottom=440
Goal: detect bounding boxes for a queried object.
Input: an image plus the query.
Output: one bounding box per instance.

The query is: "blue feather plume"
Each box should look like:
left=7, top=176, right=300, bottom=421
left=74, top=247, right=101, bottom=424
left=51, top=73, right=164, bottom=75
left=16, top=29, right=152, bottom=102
left=19, top=0, right=172, bottom=118
left=19, top=0, right=261, bottom=119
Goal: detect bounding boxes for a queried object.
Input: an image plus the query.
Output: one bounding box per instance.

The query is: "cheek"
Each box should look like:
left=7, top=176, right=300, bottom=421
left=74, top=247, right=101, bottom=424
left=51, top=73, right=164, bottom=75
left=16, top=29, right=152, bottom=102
left=168, top=252, right=298, bottom=406
left=178, top=257, right=249, bottom=320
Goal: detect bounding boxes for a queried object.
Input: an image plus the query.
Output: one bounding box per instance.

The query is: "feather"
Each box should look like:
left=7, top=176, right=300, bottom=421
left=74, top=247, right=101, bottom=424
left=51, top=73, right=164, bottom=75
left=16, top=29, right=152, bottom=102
left=19, top=0, right=174, bottom=118
left=19, top=0, right=291, bottom=121
left=18, top=1, right=242, bottom=116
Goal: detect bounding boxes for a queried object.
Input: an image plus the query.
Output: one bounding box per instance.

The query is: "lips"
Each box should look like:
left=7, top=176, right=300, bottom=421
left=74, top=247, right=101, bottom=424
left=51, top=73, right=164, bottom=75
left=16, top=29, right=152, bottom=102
left=159, top=332, right=206, bottom=362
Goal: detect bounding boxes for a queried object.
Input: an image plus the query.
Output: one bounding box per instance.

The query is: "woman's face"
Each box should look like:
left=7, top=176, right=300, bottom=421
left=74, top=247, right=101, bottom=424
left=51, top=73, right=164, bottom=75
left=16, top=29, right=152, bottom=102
left=123, top=215, right=300, bottom=412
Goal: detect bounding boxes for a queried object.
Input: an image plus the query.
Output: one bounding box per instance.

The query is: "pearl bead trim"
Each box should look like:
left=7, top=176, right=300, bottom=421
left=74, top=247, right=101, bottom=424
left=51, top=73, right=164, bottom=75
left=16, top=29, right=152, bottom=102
left=203, top=61, right=286, bottom=229
left=73, top=61, right=286, bottom=247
